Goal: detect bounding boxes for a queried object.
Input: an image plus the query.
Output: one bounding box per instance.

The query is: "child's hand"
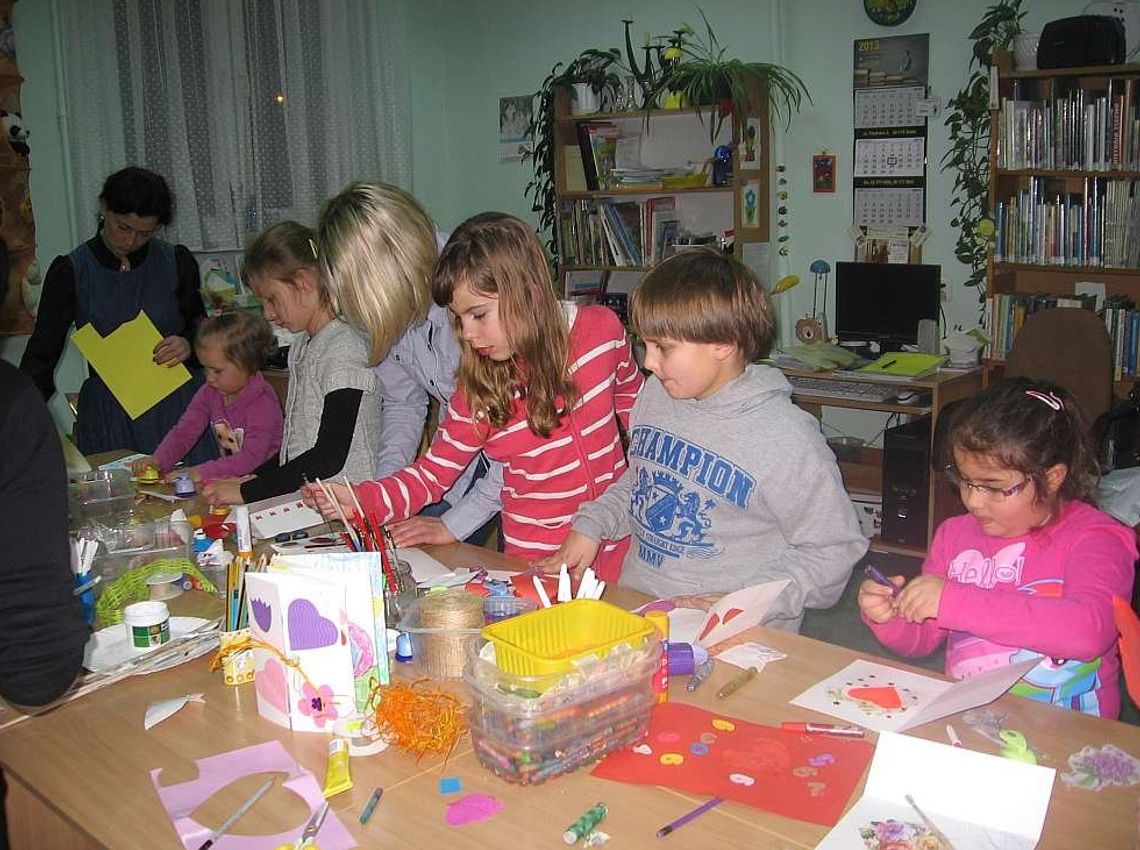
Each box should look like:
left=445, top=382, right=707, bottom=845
left=532, top=531, right=600, bottom=579
left=301, top=481, right=357, bottom=521
left=896, top=575, right=945, bottom=624
left=857, top=577, right=902, bottom=624
left=131, top=455, right=158, bottom=476
left=387, top=516, right=457, bottom=548
left=201, top=478, right=246, bottom=506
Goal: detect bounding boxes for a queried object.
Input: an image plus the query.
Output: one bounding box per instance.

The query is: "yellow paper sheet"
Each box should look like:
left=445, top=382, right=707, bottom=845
left=72, top=311, right=191, bottom=420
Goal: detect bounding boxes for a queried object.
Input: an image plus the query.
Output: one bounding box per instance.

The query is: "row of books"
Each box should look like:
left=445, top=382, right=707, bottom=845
left=993, top=177, right=1140, bottom=269
left=987, top=293, right=1140, bottom=380
left=996, top=78, right=1140, bottom=171
left=558, top=197, right=680, bottom=268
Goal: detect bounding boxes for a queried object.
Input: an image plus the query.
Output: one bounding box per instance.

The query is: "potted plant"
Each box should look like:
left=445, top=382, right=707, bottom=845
left=650, top=11, right=810, bottom=142
left=941, top=0, right=1025, bottom=309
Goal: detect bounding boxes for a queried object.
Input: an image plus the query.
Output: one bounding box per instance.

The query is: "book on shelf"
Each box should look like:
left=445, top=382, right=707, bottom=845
left=576, top=121, right=619, bottom=191
left=559, top=196, right=685, bottom=269
left=564, top=270, right=609, bottom=304
left=645, top=197, right=676, bottom=264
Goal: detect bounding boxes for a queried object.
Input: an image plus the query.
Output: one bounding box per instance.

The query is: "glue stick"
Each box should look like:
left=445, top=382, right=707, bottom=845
left=644, top=611, right=669, bottom=703
left=563, top=802, right=607, bottom=844
left=233, top=504, right=252, bottom=558
left=322, top=737, right=353, bottom=798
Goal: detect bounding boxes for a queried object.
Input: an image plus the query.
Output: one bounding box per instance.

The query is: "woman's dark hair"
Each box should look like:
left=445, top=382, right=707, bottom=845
left=944, top=377, right=1100, bottom=506
left=99, top=167, right=174, bottom=224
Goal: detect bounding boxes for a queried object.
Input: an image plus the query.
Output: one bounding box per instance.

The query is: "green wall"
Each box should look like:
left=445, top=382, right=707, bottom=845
left=8, top=0, right=1091, bottom=433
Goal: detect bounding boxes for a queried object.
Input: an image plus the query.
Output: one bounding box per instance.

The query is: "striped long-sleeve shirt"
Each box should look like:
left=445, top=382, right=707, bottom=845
left=357, top=304, right=643, bottom=578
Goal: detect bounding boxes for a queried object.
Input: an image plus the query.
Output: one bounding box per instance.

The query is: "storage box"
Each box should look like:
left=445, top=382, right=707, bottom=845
left=68, top=470, right=135, bottom=526
left=87, top=514, right=194, bottom=584
left=397, top=597, right=485, bottom=680
left=481, top=599, right=656, bottom=678
left=465, top=638, right=658, bottom=784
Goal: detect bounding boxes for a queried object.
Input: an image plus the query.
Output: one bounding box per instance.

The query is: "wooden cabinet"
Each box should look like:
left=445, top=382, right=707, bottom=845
left=988, top=62, right=1140, bottom=391
left=550, top=83, right=769, bottom=296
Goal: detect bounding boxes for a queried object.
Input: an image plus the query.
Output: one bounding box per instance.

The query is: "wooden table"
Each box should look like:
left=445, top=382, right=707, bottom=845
left=2, top=544, right=1138, bottom=849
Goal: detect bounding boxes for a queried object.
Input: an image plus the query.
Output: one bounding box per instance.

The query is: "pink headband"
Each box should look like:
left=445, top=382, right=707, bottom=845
left=1025, top=389, right=1063, bottom=411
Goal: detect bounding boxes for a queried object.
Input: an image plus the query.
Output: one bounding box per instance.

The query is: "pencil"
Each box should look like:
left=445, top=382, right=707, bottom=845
left=194, top=778, right=274, bottom=850
left=656, top=796, right=724, bottom=838
left=315, top=477, right=360, bottom=550
left=905, top=793, right=957, bottom=850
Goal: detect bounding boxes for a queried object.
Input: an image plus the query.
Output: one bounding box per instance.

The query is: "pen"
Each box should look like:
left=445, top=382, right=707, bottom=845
left=686, top=659, right=714, bottom=692
left=864, top=564, right=900, bottom=598
left=359, top=786, right=383, bottom=825
left=780, top=722, right=866, bottom=738
left=195, top=778, right=274, bottom=850
left=878, top=358, right=897, bottom=369
left=946, top=723, right=963, bottom=748
left=656, top=796, right=725, bottom=838
left=716, top=666, right=758, bottom=700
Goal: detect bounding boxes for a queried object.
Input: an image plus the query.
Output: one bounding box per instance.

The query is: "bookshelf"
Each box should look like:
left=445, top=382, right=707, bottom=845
left=987, top=62, right=1140, bottom=390
left=551, top=83, right=769, bottom=300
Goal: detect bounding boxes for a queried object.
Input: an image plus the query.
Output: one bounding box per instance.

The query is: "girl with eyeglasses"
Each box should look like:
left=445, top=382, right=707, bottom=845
left=858, top=377, right=1136, bottom=718
left=21, top=167, right=213, bottom=460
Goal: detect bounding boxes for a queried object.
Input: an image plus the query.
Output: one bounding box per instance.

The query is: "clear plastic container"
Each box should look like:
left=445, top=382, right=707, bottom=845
left=396, top=596, right=485, bottom=680
left=83, top=513, right=195, bottom=586
left=482, top=596, right=537, bottom=624
left=464, top=637, right=658, bottom=784
left=68, top=470, right=135, bottom=526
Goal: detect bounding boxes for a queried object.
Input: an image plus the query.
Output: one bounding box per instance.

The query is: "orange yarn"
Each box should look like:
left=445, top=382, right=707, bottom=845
left=371, top=678, right=467, bottom=762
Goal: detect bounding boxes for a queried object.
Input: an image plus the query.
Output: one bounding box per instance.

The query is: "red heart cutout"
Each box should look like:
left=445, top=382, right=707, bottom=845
left=697, top=613, right=721, bottom=642
left=721, top=607, right=745, bottom=623
left=846, top=686, right=903, bottom=710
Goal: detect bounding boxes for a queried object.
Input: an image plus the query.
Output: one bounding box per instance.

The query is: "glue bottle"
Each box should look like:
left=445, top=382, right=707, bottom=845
left=644, top=611, right=670, bottom=703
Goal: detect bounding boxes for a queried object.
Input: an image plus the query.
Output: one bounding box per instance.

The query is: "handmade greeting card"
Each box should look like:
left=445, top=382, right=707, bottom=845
left=592, top=702, right=874, bottom=826
left=245, top=571, right=354, bottom=733
left=790, top=657, right=1041, bottom=733
left=270, top=552, right=389, bottom=708
left=636, top=579, right=791, bottom=647
left=816, top=732, right=1054, bottom=849
left=246, top=492, right=326, bottom=540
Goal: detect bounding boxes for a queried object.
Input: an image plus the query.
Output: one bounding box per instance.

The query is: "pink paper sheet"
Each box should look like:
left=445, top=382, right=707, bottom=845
left=150, top=739, right=356, bottom=849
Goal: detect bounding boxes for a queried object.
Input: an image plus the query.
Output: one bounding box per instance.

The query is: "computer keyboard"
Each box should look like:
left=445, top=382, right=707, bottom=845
left=786, top=375, right=900, bottom=403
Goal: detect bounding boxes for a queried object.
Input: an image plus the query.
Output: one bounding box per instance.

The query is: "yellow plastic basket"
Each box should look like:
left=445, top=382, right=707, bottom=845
left=481, top=599, right=656, bottom=677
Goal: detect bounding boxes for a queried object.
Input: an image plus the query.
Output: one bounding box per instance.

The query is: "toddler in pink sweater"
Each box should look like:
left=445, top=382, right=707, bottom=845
left=133, top=310, right=283, bottom=485
left=859, top=378, right=1136, bottom=718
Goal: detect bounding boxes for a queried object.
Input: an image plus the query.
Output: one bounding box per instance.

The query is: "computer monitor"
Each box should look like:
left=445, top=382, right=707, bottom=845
left=834, top=262, right=941, bottom=353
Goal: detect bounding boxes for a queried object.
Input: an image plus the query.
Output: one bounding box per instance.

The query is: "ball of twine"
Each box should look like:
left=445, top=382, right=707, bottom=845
left=417, top=589, right=484, bottom=679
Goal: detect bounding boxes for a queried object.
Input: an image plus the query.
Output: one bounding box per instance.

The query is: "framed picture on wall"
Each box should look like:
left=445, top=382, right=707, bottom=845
left=812, top=154, right=836, bottom=193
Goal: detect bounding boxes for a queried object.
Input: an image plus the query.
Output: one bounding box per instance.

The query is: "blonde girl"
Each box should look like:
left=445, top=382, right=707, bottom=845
left=202, top=221, right=379, bottom=505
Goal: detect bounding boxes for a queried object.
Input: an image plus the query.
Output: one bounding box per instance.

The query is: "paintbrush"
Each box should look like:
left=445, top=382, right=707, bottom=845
left=314, top=476, right=361, bottom=551
left=905, top=793, right=957, bottom=850
left=343, top=475, right=382, bottom=552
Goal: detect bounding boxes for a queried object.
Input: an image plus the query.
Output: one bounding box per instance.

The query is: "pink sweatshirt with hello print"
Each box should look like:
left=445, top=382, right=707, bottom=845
left=866, top=500, right=1136, bottom=718
left=356, top=304, right=643, bottom=579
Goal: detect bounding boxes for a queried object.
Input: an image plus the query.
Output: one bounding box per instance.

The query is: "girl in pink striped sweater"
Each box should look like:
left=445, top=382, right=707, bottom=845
left=311, top=212, right=643, bottom=578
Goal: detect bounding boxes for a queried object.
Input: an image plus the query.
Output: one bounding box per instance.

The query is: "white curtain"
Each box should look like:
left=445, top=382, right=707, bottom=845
left=58, top=0, right=411, bottom=250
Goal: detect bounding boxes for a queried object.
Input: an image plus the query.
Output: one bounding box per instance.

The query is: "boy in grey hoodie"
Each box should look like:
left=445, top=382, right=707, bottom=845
left=540, top=249, right=867, bottom=631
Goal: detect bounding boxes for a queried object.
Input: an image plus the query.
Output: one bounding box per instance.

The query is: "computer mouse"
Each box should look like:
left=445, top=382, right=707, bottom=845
left=894, top=389, right=921, bottom=403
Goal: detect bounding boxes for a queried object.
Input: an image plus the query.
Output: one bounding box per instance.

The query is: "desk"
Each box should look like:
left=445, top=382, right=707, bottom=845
left=1, top=544, right=1137, bottom=849
left=781, top=367, right=983, bottom=557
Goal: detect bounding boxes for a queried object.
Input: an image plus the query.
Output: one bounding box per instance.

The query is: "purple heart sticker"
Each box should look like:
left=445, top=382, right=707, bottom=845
left=287, top=598, right=339, bottom=650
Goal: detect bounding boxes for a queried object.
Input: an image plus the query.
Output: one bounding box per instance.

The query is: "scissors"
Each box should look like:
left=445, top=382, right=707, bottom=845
left=274, top=801, right=329, bottom=850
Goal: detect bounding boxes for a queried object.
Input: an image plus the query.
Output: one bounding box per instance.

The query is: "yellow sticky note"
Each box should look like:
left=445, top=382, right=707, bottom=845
left=72, top=311, right=191, bottom=420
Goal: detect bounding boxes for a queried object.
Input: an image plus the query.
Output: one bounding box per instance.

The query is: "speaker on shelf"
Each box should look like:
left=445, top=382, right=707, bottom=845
left=881, top=416, right=931, bottom=547
left=1037, top=15, right=1125, bottom=69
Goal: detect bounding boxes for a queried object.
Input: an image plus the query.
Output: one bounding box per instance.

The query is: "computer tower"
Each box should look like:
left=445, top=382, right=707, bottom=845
left=881, top=416, right=931, bottom=547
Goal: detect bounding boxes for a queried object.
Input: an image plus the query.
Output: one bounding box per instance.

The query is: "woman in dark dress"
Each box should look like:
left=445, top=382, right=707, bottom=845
left=20, top=167, right=213, bottom=461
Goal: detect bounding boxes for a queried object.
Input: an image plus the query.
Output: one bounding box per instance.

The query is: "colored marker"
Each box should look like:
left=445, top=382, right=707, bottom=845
left=656, top=796, right=725, bottom=838
left=715, top=666, right=758, bottom=700
left=563, top=802, right=607, bottom=844
left=864, top=564, right=900, bottom=597
left=780, top=722, right=866, bottom=738
left=686, top=659, right=714, bottom=692
left=359, top=786, right=383, bottom=825
left=946, top=723, right=963, bottom=748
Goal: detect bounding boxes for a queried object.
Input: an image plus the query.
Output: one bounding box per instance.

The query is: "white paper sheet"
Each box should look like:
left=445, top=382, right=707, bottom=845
left=790, top=657, right=1041, bottom=733
left=816, top=732, right=1055, bottom=849
left=696, top=579, right=791, bottom=647
left=247, top=492, right=326, bottom=539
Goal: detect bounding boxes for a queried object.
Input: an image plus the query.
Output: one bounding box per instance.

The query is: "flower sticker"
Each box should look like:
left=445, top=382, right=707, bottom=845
left=1060, top=744, right=1140, bottom=791
left=297, top=682, right=338, bottom=728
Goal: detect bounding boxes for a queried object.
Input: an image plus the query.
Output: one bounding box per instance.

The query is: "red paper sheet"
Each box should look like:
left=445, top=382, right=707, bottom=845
left=591, top=702, right=874, bottom=826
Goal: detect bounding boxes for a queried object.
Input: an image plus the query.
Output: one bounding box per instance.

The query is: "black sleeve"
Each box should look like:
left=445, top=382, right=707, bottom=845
left=241, top=387, right=362, bottom=503
left=0, top=366, right=87, bottom=706
left=174, top=244, right=205, bottom=366
left=18, top=255, right=76, bottom=401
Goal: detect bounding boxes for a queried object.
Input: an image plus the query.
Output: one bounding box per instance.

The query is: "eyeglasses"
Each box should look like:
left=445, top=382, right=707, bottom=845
left=943, top=465, right=1032, bottom=500
left=104, top=212, right=160, bottom=241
